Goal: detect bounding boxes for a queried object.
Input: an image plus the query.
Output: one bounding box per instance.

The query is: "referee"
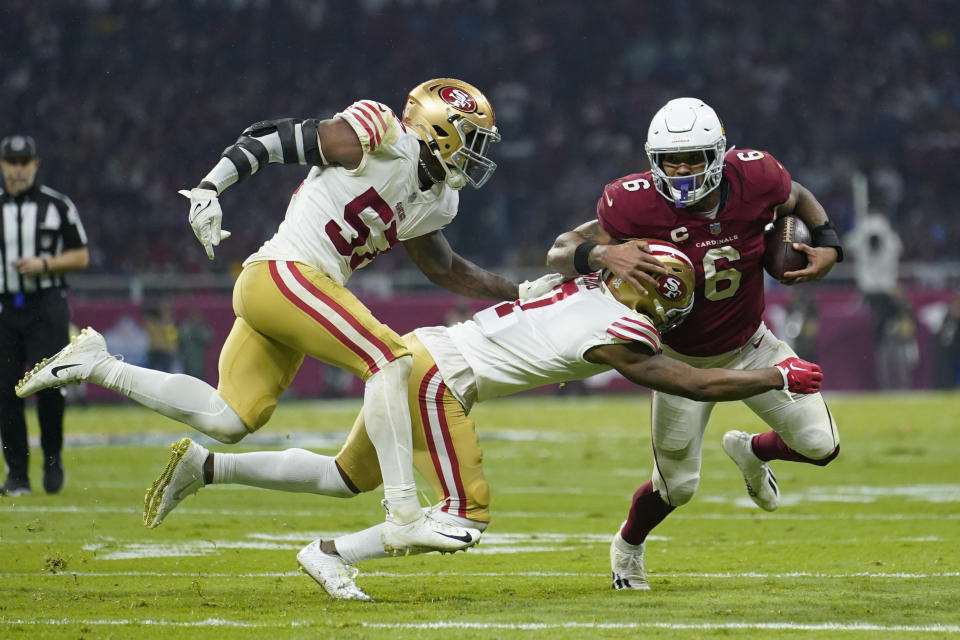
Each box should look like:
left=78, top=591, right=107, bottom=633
left=0, top=135, right=89, bottom=496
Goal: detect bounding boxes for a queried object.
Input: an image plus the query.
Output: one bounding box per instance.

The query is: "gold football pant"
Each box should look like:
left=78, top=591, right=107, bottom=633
left=335, top=334, right=491, bottom=524
left=217, top=260, right=410, bottom=431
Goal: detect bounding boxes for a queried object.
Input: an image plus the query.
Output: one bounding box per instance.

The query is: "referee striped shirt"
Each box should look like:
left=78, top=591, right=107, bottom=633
left=0, top=183, right=87, bottom=294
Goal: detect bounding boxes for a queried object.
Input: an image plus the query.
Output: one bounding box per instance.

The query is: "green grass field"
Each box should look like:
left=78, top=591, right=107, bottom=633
left=1, top=392, right=958, bottom=639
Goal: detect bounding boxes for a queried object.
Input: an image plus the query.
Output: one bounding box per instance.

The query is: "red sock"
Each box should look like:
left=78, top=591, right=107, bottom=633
left=620, top=481, right=674, bottom=545
left=751, top=430, right=839, bottom=466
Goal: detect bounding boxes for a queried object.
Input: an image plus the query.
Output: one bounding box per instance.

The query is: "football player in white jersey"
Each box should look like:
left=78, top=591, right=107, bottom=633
left=133, top=240, right=823, bottom=601
left=16, top=78, right=562, bottom=555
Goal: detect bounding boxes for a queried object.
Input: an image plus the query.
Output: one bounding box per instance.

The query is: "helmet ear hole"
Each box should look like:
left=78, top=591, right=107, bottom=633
left=432, top=125, right=449, bottom=138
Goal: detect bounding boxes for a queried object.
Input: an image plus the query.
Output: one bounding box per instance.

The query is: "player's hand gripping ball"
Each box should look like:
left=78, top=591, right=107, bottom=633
left=763, top=215, right=811, bottom=280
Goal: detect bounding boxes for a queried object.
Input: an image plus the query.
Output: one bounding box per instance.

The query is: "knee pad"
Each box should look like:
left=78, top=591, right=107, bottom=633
left=809, top=444, right=840, bottom=466
left=662, top=477, right=699, bottom=507
left=653, top=470, right=699, bottom=507
left=789, top=427, right=838, bottom=461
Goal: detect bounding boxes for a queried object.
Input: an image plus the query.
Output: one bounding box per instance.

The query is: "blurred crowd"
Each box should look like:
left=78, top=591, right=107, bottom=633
left=1, top=0, right=957, bottom=275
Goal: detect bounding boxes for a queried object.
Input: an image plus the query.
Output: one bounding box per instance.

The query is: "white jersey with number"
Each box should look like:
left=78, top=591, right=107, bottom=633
left=414, top=273, right=662, bottom=409
left=244, top=100, right=459, bottom=285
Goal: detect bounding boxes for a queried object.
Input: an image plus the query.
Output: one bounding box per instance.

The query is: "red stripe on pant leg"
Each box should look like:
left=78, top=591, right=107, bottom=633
left=434, top=378, right=467, bottom=518
left=268, top=261, right=379, bottom=374
left=285, top=262, right=398, bottom=365
left=419, top=365, right=452, bottom=507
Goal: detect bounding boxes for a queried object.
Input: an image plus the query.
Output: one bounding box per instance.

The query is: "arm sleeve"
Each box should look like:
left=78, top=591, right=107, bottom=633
left=202, top=118, right=324, bottom=191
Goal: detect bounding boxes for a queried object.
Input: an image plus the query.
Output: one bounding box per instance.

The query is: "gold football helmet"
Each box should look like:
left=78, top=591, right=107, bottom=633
left=603, top=239, right=696, bottom=332
left=402, top=78, right=500, bottom=190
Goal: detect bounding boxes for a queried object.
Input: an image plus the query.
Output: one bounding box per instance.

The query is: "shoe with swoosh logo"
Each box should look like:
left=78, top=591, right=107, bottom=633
left=16, top=327, right=111, bottom=398
left=380, top=499, right=482, bottom=555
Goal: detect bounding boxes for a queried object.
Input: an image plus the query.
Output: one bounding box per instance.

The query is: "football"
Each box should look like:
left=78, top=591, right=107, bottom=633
left=763, top=214, right=811, bottom=280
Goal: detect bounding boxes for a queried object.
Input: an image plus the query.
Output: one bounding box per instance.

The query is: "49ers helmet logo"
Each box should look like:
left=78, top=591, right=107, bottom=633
left=439, top=86, right=477, bottom=113
left=657, top=274, right=686, bottom=300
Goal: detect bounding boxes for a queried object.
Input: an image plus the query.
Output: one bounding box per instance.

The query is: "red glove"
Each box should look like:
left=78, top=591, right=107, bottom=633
left=775, top=357, right=823, bottom=394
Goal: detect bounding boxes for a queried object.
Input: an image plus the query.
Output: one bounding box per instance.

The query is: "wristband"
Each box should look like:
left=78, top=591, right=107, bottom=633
left=811, top=221, right=844, bottom=262
left=573, top=241, right=598, bottom=275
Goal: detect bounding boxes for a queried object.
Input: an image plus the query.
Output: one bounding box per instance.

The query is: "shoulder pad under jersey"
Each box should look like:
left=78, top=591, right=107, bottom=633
left=723, top=148, right=792, bottom=207
left=337, top=100, right=405, bottom=155
left=596, top=172, right=661, bottom=240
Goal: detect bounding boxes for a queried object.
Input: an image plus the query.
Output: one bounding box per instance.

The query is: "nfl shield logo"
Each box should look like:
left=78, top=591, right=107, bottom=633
left=709, top=222, right=722, bottom=236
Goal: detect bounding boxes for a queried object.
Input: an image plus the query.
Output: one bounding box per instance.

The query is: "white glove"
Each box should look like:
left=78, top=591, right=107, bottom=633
left=518, top=273, right=566, bottom=300
left=179, top=187, right=231, bottom=260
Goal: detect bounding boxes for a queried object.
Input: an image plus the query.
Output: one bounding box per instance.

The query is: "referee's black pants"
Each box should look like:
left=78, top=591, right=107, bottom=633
left=0, top=289, right=70, bottom=482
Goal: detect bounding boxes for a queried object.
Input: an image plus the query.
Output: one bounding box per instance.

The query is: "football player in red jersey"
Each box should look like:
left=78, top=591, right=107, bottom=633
left=548, top=97, right=845, bottom=591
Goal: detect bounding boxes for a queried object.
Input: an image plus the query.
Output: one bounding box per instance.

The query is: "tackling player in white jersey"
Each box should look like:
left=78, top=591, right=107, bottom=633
left=16, top=78, right=562, bottom=555
left=133, top=240, right=823, bottom=601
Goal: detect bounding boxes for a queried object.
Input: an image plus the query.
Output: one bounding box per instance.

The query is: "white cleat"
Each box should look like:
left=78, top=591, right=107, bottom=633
left=143, top=438, right=209, bottom=528
left=297, top=539, right=371, bottom=601
left=722, top=430, right=780, bottom=512
left=380, top=500, right=481, bottom=555
left=16, top=327, right=110, bottom=398
left=610, top=525, right=650, bottom=591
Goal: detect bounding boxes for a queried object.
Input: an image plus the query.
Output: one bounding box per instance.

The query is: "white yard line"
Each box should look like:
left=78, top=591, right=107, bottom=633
left=2, top=504, right=958, bottom=520
left=2, top=570, right=957, bottom=579
left=2, top=618, right=957, bottom=633
left=364, top=622, right=960, bottom=632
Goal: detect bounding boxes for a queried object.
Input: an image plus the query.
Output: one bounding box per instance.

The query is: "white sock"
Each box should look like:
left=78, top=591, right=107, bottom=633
left=333, top=524, right=391, bottom=565
left=90, top=359, right=248, bottom=443
left=334, top=511, right=487, bottom=565
left=211, top=448, right=355, bottom=497
left=363, top=355, right=419, bottom=522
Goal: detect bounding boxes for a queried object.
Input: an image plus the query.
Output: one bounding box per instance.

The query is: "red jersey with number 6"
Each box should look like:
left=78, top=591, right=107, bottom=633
left=596, top=149, right=792, bottom=356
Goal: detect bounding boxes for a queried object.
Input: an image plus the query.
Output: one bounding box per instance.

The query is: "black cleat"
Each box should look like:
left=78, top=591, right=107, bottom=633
left=43, top=457, right=65, bottom=494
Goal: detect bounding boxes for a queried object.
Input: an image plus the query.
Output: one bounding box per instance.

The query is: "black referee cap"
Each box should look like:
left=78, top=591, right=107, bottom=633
left=1, top=135, right=37, bottom=160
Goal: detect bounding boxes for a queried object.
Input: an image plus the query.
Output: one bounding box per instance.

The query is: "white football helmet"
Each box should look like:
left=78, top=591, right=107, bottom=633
left=603, top=239, right=696, bottom=333
left=645, top=97, right=726, bottom=207
left=402, top=78, right=500, bottom=190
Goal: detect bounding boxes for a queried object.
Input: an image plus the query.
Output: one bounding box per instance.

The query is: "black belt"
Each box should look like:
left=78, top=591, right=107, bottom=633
left=0, top=289, right=60, bottom=309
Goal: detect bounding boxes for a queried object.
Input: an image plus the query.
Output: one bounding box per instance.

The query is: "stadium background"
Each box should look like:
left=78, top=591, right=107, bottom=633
left=2, top=0, right=958, bottom=392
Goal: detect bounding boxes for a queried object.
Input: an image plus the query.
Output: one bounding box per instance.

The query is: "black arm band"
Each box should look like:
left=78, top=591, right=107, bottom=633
left=222, top=146, right=253, bottom=183
left=300, top=119, right=324, bottom=166
left=811, top=221, right=844, bottom=262
left=573, top=241, right=599, bottom=275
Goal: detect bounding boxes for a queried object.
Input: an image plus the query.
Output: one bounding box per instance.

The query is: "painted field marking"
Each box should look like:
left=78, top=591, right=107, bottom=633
left=364, top=621, right=959, bottom=633
left=2, top=570, right=957, bottom=580
left=2, top=618, right=956, bottom=633
left=2, top=504, right=958, bottom=521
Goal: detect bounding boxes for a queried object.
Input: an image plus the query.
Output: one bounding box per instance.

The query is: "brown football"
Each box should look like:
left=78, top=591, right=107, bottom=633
left=763, top=215, right=811, bottom=280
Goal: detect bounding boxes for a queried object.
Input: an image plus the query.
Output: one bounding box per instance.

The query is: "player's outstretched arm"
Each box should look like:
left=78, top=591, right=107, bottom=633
left=194, top=117, right=362, bottom=196
left=776, top=181, right=844, bottom=285
left=584, top=343, right=822, bottom=401
left=181, top=117, right=364, bottom=260
left=547, top=220, right=666, bottom=290
left=403, top=230, right=520, bottom=301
